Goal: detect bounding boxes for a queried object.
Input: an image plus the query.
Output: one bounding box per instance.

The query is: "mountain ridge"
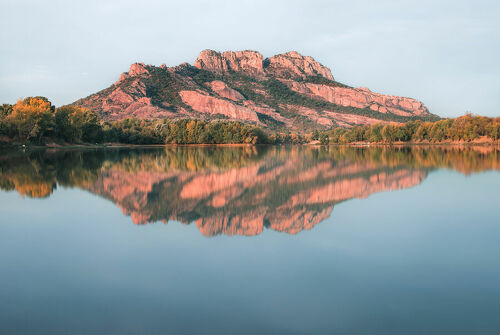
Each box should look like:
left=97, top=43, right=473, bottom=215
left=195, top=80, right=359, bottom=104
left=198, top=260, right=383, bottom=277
left=74, top=50, right=439, bottom=132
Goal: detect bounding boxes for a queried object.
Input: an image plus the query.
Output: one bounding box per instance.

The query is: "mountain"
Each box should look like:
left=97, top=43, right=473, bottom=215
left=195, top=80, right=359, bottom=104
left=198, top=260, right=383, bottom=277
left=74, top=50, right=439, bottom=132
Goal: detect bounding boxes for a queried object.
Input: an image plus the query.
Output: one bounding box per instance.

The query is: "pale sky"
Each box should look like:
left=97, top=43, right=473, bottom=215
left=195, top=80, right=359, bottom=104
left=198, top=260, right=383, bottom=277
left=1, top=0, right=499, bottom=117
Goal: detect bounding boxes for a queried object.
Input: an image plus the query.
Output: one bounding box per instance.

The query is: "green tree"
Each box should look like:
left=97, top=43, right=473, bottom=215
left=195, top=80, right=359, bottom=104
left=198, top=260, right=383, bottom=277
left=55, top=106, right=102, bottom=143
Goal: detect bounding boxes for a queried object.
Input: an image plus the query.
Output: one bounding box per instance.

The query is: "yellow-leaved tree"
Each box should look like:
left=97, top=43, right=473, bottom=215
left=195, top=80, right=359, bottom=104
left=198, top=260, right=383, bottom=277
left=9, top=97, right=54, bottom=143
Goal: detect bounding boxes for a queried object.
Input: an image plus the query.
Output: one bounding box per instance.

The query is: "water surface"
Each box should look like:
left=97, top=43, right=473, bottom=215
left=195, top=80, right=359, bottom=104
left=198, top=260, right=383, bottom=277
left=0, top=145, right=499, bottom=334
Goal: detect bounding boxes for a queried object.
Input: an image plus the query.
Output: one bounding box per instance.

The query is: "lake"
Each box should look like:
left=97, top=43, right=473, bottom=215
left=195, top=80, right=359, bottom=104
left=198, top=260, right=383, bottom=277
left=0, top=145, right=499, bottom=335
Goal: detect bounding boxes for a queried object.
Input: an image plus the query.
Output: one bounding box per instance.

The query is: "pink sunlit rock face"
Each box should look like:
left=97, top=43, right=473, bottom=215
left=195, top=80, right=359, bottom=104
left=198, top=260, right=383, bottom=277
left=285, top=81, right=429, bottom=117
left=194, top=49, right=265, bottom=77
left=178, top=90, right=259, bottom=122
left=208, top=80, right=245, bottom=101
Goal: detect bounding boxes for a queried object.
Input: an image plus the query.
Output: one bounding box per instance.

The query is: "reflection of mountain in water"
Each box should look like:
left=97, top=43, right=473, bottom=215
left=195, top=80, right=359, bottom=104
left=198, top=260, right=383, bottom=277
left=86, top=149, right=427, bottom=236
left=1, top=146, right=499, bottom=236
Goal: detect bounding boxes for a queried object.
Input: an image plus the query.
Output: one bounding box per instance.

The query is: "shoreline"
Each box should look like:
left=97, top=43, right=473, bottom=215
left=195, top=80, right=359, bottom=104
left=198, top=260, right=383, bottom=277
left=0, top=142, right=262, bottom=152
left=331, top=141, right=500, bottom=147
left=1, top=141, right=499, bottom=151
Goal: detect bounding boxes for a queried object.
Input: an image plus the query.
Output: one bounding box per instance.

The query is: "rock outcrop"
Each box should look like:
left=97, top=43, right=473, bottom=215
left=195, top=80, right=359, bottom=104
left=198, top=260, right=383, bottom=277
left=73, top=50, right=439, bottom=131
left=179, top=90, right=259, bottom=122
left=117, top=63, right=152, bottom=83
left=265, top=51, right=334, bottom=80
left=194, top=49, right=265, bottom=77
left=208, top=80, right=245, bottom=101
left=193, top=49, right=334, bottom=81
left=286, top=82, right=428, bottom=116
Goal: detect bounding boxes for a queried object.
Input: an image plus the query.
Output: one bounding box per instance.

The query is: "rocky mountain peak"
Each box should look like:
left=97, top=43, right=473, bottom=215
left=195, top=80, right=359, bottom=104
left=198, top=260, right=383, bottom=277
left=265, top=51, right=334, bottom=80
left=194, top=49, right=264, bottom=77
left=129, top=63, right=150, bottom=76
left=194, top=49, right=334, bottom=81
left=117, top=63, right=151, bottom=83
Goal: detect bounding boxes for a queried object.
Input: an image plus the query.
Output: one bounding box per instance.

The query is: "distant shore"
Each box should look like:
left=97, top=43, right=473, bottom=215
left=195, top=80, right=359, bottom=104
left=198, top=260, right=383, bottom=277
left=0, top=141, right=258, bottom=150
left=2, top=140, right=498, bottom=151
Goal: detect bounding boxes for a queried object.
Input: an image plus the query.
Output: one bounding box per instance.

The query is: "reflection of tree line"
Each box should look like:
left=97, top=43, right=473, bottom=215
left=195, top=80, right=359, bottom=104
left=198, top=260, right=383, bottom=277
left=316, top=146, right=500, bottom=174
left=108, top=146, right=267, bottom=173
left=0, top=146, right=266, bottom=198
left=0, top=146, right=498, bottom=201
left=0, top=149, right=104, bottom=198
left=1, top=146, right=498, bottom=236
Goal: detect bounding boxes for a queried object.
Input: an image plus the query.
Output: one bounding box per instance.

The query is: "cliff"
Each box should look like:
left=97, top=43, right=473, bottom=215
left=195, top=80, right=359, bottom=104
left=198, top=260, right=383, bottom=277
left=73, top=50, right=439, bottom=132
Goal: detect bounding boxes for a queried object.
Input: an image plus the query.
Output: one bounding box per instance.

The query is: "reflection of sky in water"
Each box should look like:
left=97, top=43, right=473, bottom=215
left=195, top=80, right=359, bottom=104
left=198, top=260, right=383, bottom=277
left=0, top=148, right=499, bottom=334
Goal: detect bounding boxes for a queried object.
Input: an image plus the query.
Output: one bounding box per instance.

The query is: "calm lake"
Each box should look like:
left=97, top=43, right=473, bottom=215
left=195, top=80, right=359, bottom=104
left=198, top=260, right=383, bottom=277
left=0, top=145, right=499, bottom=335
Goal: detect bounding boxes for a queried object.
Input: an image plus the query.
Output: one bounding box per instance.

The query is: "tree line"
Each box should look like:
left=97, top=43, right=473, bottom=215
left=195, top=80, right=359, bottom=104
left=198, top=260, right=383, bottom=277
left=312, top=115, right=499, bottom=144
left=0, top=97, right=498, bottom=146
left=0, top=97, right=269, bottom=145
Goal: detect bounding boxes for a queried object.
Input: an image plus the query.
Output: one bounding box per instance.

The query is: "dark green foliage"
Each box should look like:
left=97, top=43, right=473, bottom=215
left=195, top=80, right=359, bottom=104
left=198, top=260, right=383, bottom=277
left=268, top=132, right=305, bottom=144
left=145, top=67, right=187, bottom=107
left=55, top=106, right=102, bottom=143
left=0, top=104, right=13, bottom=118
left=102, top=119, right=160, bottom=144
left=257, top=112, right=286, bottom=129
left=234, top=84, right=265, bottom=103
left=191, top=68, right=219, bottom=84
left=303, top=75, right=351, bottom=88
left=319, top=133, right=329, bottom=144
left=97, top=118, right=272, bottom=145
left=160, top=119, right=269, bottom=144
left=0, top=104, right=14, bottom=138
left=175, top=64, right=221, bottom=84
